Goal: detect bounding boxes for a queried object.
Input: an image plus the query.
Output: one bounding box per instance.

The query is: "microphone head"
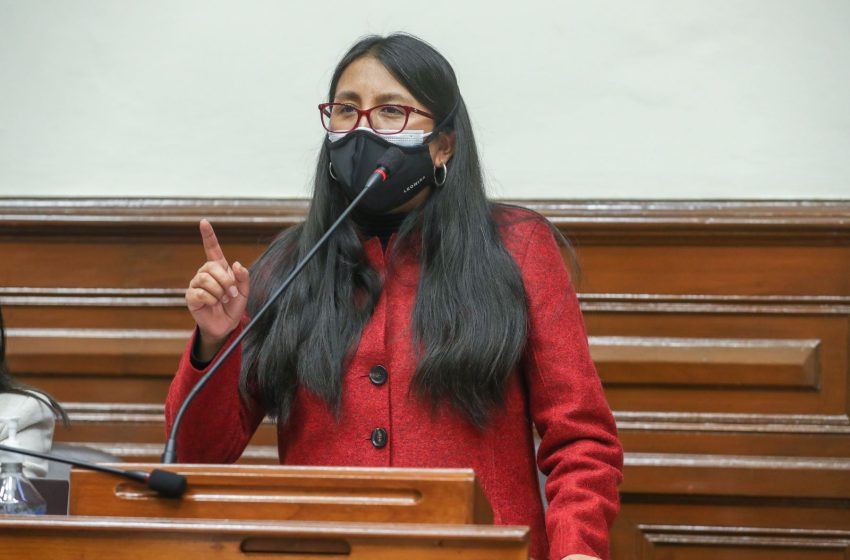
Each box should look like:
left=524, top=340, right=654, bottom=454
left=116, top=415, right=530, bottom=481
left=376, top=146, right=405, bottom=176
left=147, top=468, right=188, bottom=498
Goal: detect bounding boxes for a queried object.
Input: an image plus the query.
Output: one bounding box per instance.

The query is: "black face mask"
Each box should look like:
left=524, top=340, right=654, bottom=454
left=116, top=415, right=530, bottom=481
left=326, top=129, right=433, bottom=215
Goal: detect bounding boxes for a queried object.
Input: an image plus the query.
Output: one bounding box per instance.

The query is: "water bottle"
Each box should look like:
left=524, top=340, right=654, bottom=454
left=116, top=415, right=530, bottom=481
left=0, top=418, right=47, bottom=515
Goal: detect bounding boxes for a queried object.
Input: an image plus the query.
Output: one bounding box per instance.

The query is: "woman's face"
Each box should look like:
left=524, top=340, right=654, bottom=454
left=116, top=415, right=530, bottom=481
left=333, top=56, right=455, bottom=213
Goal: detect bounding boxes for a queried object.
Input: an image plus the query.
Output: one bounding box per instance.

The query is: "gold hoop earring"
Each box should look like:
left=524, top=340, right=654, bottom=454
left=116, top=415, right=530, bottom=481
left=434, top=162, right=448, bottom=187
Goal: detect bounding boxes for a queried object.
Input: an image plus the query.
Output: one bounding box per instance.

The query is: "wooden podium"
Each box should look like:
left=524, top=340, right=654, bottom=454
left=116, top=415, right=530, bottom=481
left=69, top=464, right=494, bottom=524
left=0, top=464, right=530, bottom=559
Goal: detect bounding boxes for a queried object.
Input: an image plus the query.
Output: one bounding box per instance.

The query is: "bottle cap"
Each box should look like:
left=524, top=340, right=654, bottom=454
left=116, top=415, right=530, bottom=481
left=0, top=417, right=25, bottom=465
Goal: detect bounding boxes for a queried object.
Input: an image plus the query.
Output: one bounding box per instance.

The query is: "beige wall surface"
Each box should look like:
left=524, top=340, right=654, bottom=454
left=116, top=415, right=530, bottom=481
left=0, top=1, right=848, bottom=199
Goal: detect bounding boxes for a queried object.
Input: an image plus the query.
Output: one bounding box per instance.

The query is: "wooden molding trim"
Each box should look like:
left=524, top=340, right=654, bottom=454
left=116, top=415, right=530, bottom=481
left=615, top=411, right=850, bottom=435
left=581, top=293, right=850, bottom=314
left=622, top=453, right=850, bottom=499
left=2, top=198, right=850, bottom=243
left=3, top=288, right=849, bottom=312
left=52, top=404, right=850, bottom=437
left=639, top=524, right=850, bottom=550
left=592, top=336, right=820, bottom=389
left=0, top=287, right=185, bottom=307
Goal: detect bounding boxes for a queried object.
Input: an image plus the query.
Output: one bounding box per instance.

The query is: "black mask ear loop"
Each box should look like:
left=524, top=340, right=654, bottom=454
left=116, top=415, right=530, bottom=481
left=424, top=97, right=460, bottom=145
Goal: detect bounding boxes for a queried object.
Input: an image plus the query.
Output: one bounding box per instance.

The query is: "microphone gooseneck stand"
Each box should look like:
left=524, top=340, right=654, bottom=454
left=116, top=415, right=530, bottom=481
left=0, top=443, right=187, bottom=498
left=162, top=147, right=405, bottom=464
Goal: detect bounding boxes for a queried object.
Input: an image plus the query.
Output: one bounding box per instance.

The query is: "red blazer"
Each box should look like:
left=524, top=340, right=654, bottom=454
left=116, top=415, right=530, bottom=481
left=165, top=208, right=623, bottom=560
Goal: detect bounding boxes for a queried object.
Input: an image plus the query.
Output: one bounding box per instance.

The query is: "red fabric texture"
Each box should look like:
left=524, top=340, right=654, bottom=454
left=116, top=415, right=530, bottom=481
left=165, top=208, right=623, bottom=560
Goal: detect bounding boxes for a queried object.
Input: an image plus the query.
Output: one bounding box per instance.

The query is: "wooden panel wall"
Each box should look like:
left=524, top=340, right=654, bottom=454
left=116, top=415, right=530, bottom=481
left=2, top=198, right=849, bottom=559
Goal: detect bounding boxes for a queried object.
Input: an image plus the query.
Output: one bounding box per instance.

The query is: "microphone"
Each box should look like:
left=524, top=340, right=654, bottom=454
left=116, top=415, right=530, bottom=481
left=162, top=146, right=405, bottom=464
left=0, top=443, right=187, bottom=498
left=363, top=149, right=402, bottom=191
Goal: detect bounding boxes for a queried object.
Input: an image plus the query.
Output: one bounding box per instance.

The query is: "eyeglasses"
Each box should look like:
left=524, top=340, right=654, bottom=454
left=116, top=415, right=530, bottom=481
left=318, top=103, right=434, bottom=135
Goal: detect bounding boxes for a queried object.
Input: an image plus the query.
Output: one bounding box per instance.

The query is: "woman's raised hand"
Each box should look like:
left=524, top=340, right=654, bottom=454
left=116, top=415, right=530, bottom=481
left=186, top=219, right=250, bottom=361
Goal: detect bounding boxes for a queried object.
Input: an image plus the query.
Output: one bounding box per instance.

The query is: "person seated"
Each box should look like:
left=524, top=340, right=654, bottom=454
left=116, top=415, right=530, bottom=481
left=0, top=306, right=68, bottom=477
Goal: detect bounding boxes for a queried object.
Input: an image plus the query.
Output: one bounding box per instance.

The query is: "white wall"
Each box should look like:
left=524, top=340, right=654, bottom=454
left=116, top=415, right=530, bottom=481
left=0, top=1, right=848, bottom=199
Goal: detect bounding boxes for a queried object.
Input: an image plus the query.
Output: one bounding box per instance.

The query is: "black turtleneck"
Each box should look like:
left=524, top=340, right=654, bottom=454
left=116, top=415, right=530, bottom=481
left=351, top=209, right=408, bottom=249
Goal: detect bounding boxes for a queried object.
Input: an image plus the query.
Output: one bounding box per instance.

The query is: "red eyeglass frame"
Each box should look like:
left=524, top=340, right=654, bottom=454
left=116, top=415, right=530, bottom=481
left=318, top=102, right=434, bottom=135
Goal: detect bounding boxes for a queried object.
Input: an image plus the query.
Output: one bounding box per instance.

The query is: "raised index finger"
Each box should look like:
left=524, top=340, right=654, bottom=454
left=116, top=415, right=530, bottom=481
left=199, top=219, right=227, bottom=264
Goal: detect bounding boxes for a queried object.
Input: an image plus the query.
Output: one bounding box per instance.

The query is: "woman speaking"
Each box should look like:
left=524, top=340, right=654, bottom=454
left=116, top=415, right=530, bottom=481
left=166, top=33, right=623, bottom=560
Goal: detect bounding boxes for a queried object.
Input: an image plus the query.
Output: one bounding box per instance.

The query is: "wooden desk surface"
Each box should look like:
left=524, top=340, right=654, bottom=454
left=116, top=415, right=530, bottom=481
left=0, top=515, right=530, bottom=559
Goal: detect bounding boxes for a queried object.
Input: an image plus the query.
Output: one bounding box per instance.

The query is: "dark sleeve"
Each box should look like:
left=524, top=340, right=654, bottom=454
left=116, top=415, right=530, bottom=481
left=164, top=318, right=266, bottom=463
left=188, top=327, right=213, bottom=370
left=519, top=221, right=624, bottom=560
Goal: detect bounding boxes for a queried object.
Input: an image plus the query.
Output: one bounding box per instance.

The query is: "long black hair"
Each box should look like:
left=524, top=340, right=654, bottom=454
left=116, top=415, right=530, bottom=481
left=0, top=306, right=70, bottom=426
left=241, top=33, right=530, bottom=426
